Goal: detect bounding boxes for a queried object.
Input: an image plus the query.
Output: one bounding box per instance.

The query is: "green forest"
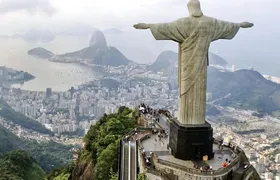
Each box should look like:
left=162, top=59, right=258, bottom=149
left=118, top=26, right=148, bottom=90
left=0, top=150, right=46, bottom=180
left=47, top=106, right=137, bottom=180
left=0, top=103, right=138, bottom=180
left=0, top=123, right=73, bottom=174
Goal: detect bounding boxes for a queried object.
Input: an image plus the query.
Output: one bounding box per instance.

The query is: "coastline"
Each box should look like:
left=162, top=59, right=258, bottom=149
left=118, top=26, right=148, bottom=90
left=31, top=55, right=106, bottom=74
left=47, top=58, right=107, bottom=76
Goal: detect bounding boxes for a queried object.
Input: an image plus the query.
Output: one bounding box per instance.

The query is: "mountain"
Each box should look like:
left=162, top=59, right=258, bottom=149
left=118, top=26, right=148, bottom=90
left=28, top=29, right=130, bottom=66
left=0, top=99, right=53, bottom=135
left=103, top=28, right=123, bottom=35
left=89, top=29, right=107, bottom=48
left=209, top=52, right=228, bottom=67
left=59, top=30, right=131, bottom=67
left=207, top=67, right=280, bottom=116
left=151, top=51, right=280, bottom=115
left=150, top=51, right=177, bottom=73
left=28, top=47, right=55, bottom=59
left=0, top=150, right=46, bottom=180
left=150, top=51, right=228, bottom=73
left=24, top=29, right=55, bottom=43
left=0, top=125, right=23, bottom=156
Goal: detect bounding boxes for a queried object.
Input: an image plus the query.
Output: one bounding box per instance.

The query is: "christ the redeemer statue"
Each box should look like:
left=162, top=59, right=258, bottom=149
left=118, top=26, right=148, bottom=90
left=134, top=0, right=253, bottom=125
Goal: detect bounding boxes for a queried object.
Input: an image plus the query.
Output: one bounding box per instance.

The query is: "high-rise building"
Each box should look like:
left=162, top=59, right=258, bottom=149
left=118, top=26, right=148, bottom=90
left=275, top=153, right=280, bottom=163
left=70, top=86, right=75, bottom=99
left=46, top=88, right=52, bottom=98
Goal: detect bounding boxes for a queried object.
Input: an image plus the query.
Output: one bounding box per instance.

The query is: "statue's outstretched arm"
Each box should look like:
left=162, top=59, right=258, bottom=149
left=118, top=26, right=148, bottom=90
left=133, top=23, right=152, bottom=30
left=239, top=22, right=254, bottom=28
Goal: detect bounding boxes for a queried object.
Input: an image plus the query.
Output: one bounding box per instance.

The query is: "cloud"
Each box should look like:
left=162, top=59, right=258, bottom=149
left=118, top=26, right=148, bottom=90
left=0, top=0, right=56, bottom=16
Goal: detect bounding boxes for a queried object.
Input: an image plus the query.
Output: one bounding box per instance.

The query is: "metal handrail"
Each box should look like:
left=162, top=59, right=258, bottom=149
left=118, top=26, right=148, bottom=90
left=153, top=154, right=239, bottom=176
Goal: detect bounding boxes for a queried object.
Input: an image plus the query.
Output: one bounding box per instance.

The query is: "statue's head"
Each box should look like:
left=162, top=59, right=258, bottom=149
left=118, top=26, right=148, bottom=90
left=187, top=0, right=203, bottom=17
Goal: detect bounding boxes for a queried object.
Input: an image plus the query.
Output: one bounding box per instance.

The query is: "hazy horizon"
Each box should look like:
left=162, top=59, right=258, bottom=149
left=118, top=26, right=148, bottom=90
left=0, top=0, right=279, bottom=76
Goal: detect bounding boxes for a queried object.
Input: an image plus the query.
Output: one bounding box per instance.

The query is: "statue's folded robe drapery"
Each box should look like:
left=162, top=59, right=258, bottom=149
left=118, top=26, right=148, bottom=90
left=149, top=16, right=240, bottom=124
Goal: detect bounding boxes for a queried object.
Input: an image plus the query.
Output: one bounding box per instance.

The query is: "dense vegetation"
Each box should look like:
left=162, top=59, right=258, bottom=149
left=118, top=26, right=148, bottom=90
left=0, top=124, right=73, bottom=174
left=138, top=173, right=149, bottom=180
left=46, top=163, right=74, bottom=180
left=0, top=99, right=53, bottom=135
left=26, top=141, right=74, bottom=173
left=0, top=124, right=23, bottom=156
left=0, top=150, right=46, bottom=180
left=55, top=106, right=137, bottom=180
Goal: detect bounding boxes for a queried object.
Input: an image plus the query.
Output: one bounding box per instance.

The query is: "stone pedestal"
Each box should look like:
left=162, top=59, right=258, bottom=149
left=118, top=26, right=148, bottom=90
left=169, top=119, right=214, bottom=160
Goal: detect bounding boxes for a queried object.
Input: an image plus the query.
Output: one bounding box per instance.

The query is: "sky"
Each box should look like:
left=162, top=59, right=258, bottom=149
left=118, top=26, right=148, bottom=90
left=0, top=0, right=279, bottom=75
left=0, top=0, right=277, bottom=33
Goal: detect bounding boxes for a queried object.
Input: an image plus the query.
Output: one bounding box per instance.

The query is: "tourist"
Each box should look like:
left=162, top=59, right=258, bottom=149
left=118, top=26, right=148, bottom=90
left=222, top=162, right=227, bottom=168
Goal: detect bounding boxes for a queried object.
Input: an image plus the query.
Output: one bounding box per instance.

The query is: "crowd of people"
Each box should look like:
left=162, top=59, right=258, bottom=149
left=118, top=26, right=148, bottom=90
left=139, top=103, right=171, bottom=118
left=193, top=164, right=213, bottom=171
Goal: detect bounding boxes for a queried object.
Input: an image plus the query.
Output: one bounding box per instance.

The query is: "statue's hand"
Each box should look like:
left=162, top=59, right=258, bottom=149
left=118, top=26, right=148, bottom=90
left=133, top=23, right=150, bottom=29
left=240, top=22, right=254, bottom=28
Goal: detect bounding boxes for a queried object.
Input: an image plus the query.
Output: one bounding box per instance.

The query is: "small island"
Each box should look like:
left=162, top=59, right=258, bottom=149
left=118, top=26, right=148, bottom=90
left=27, top=47, right=55, bottom=59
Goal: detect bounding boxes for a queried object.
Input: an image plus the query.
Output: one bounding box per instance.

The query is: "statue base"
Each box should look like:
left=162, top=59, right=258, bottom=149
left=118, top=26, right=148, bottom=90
left=169, top=119, right=214, bottom=161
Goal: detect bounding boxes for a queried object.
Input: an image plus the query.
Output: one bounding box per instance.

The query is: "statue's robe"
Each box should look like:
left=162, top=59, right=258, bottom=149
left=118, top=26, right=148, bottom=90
left=150, top=16, right=240, bottom=124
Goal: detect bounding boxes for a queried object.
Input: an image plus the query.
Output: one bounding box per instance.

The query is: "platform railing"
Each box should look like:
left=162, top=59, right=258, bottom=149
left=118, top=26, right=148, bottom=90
left=136, top=106, right=250, bottom=177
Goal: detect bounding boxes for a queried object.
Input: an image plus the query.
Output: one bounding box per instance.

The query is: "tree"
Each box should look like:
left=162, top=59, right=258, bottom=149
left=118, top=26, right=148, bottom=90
left=71, top=106, right=137, bottom=180
left=138, top=173, right=148, bottom=180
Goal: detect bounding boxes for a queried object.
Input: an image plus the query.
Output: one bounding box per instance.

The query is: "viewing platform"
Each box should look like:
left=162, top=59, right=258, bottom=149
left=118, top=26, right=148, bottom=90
left=134, top=106, right=260, bottom=180
left=118, top=105, right=260, bottom=180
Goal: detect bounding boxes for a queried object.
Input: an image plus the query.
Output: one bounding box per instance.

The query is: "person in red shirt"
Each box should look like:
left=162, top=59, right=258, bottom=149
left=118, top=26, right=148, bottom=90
left=222, top=162, right=227, bottom=168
